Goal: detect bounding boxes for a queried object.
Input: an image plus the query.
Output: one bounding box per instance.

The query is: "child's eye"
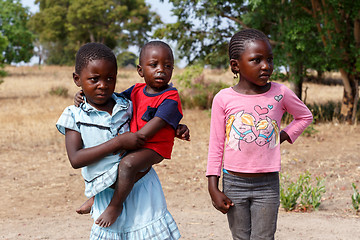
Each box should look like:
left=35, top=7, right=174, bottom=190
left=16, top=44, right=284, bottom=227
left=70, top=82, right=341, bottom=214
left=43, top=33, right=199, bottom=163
left=107, top=77, right=114, bottom=81
left=268, top=57, right=273, bottom=63
left=165, top=64, right=173, bottom=69
left=251, top=58, right=261, bottom=63
left=89, top=77, right=98, bottom=82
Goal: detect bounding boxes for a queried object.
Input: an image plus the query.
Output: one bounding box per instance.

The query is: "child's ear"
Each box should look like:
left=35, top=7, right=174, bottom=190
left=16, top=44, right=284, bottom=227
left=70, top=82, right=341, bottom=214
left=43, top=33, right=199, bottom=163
left=230, top=59, right=240, bottom=74
left=73, top=72, right=81, bottom=87
left=137, top=65, right=144, bottom=77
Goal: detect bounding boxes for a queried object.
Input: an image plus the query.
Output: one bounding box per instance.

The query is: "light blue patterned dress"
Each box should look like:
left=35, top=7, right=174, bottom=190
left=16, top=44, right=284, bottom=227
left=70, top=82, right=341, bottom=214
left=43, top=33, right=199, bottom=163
left=56, top=94, right=180, bottom=240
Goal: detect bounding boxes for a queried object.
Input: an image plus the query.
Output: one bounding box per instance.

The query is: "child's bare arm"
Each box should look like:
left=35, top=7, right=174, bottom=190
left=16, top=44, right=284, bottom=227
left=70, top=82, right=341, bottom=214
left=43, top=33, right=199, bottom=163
left=137, top=116, right=167, bottom=140
left=137, top=117, right=190, bottom=142
left=73, top=90, right=190, bottom=141
left=65, top=129, right=145, bottom=169
left=208, top=175, right=234, bottom=214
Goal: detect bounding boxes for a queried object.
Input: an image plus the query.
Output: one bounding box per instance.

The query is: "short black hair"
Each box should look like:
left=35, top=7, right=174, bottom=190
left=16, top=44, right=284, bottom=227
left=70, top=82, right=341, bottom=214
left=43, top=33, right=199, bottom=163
left=229, top=28, right=269, bottom=62
left=139, top=41, right=174, bottom=65
left=75, top=42, right=117, bottom=74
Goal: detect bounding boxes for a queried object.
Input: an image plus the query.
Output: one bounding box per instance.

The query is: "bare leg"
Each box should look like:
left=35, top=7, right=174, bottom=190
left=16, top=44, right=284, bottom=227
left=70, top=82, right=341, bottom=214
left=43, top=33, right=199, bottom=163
left=76, top=167, right=145, bottom=215
left=95, top=148, right=163, bottom=227
left=76, top=196, right=94, bottom=214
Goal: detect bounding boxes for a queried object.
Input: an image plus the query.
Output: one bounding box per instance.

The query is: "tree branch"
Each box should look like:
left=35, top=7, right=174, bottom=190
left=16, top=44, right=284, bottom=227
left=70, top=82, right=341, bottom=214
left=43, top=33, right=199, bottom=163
left=220, top=13, right=248, bottom=29
left=310, top=0, right=327, bottom=47
left=354, top=11, right=360, bottom=48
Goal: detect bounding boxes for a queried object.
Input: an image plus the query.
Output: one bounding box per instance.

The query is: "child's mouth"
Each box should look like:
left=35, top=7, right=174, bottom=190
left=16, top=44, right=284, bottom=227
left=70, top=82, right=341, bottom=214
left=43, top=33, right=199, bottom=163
left=155, top=78, right=165, bottom=83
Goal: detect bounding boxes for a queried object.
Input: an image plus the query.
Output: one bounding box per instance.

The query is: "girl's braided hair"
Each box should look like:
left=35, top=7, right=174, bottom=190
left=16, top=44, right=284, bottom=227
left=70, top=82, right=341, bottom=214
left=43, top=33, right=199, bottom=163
left=229, top=29, right=269, bottom=74
left=75, top=42, right=117, bottom=74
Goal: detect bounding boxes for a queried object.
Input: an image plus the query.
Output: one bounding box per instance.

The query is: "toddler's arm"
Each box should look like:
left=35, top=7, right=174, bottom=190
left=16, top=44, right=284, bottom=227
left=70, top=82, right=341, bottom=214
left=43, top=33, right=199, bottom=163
left=65, top=129, right=145, bottom=169
left=208, top=176, right=234, bottom=214
left=73, top=90, right=190, bottom=140
left=136, top=116, right=167, bottom=140
left=74, top=90, right=84, bottom=107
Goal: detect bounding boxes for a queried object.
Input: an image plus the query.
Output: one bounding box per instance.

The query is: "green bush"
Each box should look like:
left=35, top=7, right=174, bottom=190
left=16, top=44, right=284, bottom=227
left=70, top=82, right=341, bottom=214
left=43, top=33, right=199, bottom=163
left=301, top=123, right=318, bottom=137
left=351, top=183, right=360, bottom=212
left=175, top=65, right=229, bottom=109
left=117, top=51, right=137, bottom=68
left=299, top=173, right=326, bottom=211
left=282, top=99, right=360, bottom=123
left=308, top=101, right=341, bottom=122
left=280, top=172, right=326, bottom=212
left=0, top=67, right=7, bottom=85
left=49, top=86, right=69, bottom=97
left=280, top=173, right=304, bottom=211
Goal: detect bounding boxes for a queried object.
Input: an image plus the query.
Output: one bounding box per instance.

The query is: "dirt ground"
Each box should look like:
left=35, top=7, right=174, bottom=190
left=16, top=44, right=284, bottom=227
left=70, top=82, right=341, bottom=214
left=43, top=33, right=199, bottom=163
left=0, top=66, right=359, bottom=239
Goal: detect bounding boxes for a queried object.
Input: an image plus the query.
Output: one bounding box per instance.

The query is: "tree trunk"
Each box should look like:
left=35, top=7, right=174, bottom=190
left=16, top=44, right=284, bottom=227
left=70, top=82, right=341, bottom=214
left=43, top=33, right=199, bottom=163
left=339, top=69, right=359, bottom=124
left=289, top=64, right=303, bottom=100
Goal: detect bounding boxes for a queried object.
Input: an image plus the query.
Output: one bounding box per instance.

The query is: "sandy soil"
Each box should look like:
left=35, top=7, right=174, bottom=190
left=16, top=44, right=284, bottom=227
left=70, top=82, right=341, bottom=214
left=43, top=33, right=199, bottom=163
left=0, top=66, right=359, bottom=239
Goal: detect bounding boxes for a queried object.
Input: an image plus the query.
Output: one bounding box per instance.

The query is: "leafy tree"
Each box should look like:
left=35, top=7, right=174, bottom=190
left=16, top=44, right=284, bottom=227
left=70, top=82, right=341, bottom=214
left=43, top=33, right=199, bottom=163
left=154, top=0, right=239, bottom=68
left=117, top=51, right=137, bottom=67
left=28, top=0, right=161, bottom=65
left=0, top=0, right=34, bottom=64
left=157, top=0, right=359, bottom=123
left=0, top=32, right=8, bottom=80
left=244, top=0, right=329, bottom=99
left=299, top=0, right=360, bottom=123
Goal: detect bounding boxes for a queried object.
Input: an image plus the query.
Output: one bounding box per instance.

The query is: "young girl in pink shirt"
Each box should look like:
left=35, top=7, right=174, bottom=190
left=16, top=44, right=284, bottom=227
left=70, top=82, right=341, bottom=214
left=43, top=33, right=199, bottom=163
left=207, top=29, right=313, bottom=239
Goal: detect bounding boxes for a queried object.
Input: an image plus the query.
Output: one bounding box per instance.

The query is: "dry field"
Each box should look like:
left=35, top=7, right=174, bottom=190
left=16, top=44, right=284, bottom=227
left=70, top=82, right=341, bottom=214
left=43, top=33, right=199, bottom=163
left=0, top=66, right=359, bottom=239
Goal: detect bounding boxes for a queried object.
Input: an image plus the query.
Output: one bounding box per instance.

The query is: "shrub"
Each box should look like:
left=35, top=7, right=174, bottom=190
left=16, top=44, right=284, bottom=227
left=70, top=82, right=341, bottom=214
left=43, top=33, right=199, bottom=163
left=117, top=51, right=137, bottom=68
left=49, top=86, right=69, bottom=97
left=280, top=171, right=326, bottom=212
left=282, top=99, right=360, bottom=123
left=351, top=183, right=360, bottom=212
left=175, top=64, right=229, bottom=109
left=0, top=67, right=7, bottom=85
left=280, top=173, right=304, bottom=211
left=301, top=123, right=318, bottom=137
left=299, top=173, right=326, bottom=211
left=308, top=101, right=341, bottom=122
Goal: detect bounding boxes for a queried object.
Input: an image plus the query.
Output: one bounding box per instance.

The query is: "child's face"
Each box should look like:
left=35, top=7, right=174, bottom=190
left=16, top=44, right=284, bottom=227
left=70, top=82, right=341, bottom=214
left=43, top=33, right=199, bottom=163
left=233, top=40, right=273, bottom=87
left=73, top=59, right=117, bottom=109
left=137, top=46, right=174, bottom=94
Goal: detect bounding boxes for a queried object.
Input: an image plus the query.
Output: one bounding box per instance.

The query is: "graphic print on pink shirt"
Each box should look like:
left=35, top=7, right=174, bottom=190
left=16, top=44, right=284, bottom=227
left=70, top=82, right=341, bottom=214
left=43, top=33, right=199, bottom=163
left=225, top=94, right=283, bottom=151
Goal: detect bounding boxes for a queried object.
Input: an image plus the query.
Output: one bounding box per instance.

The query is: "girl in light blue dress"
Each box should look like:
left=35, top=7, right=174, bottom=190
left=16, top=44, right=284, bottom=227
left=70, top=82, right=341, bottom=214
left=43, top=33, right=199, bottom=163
left=57, top=42, right=186, bottom=239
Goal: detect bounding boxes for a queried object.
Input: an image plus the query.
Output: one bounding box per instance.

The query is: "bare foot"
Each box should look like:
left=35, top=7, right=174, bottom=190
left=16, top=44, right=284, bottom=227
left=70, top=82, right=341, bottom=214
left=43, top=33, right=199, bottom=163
left=76, top=197, right=94, bottom=214
left=95, top=205, right=123, bottom=228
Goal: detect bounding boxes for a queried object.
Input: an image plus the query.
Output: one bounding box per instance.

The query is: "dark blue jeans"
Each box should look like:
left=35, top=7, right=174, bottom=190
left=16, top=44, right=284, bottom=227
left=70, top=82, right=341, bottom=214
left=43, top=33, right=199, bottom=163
left=223, top=172, right=280, bottom=240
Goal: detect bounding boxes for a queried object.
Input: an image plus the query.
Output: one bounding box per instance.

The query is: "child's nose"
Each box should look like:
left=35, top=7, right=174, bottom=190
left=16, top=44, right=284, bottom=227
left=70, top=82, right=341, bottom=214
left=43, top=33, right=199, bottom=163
left=157, top=65, right=164, bottom=72
left=98, top=80, right=108, bottom=89
left=261, top=61, right=270, bottom=70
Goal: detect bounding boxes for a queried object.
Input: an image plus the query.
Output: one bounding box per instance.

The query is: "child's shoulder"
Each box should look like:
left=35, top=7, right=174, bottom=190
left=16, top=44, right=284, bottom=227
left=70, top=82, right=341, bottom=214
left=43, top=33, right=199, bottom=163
left=270, top=81, right=289, bottom=90
left=270, top=82, right=294, bottom=95
left=59, top=104, right=88, bottom=121
left=113, top=92, right=131, bottom=103
left=214, top=86, right=233, bottom=97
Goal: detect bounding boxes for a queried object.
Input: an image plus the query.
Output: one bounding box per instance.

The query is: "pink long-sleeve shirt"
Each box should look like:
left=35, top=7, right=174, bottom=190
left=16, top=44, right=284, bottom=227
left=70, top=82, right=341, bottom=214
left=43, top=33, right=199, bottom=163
left=206, top=82, right=313, bottom=176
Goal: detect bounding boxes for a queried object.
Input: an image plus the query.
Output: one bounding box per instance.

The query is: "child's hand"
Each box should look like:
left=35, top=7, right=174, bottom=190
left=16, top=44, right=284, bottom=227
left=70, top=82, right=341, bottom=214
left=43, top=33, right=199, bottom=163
left=175, top=124, right=190, bottom=141
left=280, top=130, right=290, bottom=144
left=210, top=190, right=234, bottom=214
left=208, top=176, right=233, bottom=214
left=116, top=132, right=146, bottom=150
left=74, top=90, right=85, bottom=107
